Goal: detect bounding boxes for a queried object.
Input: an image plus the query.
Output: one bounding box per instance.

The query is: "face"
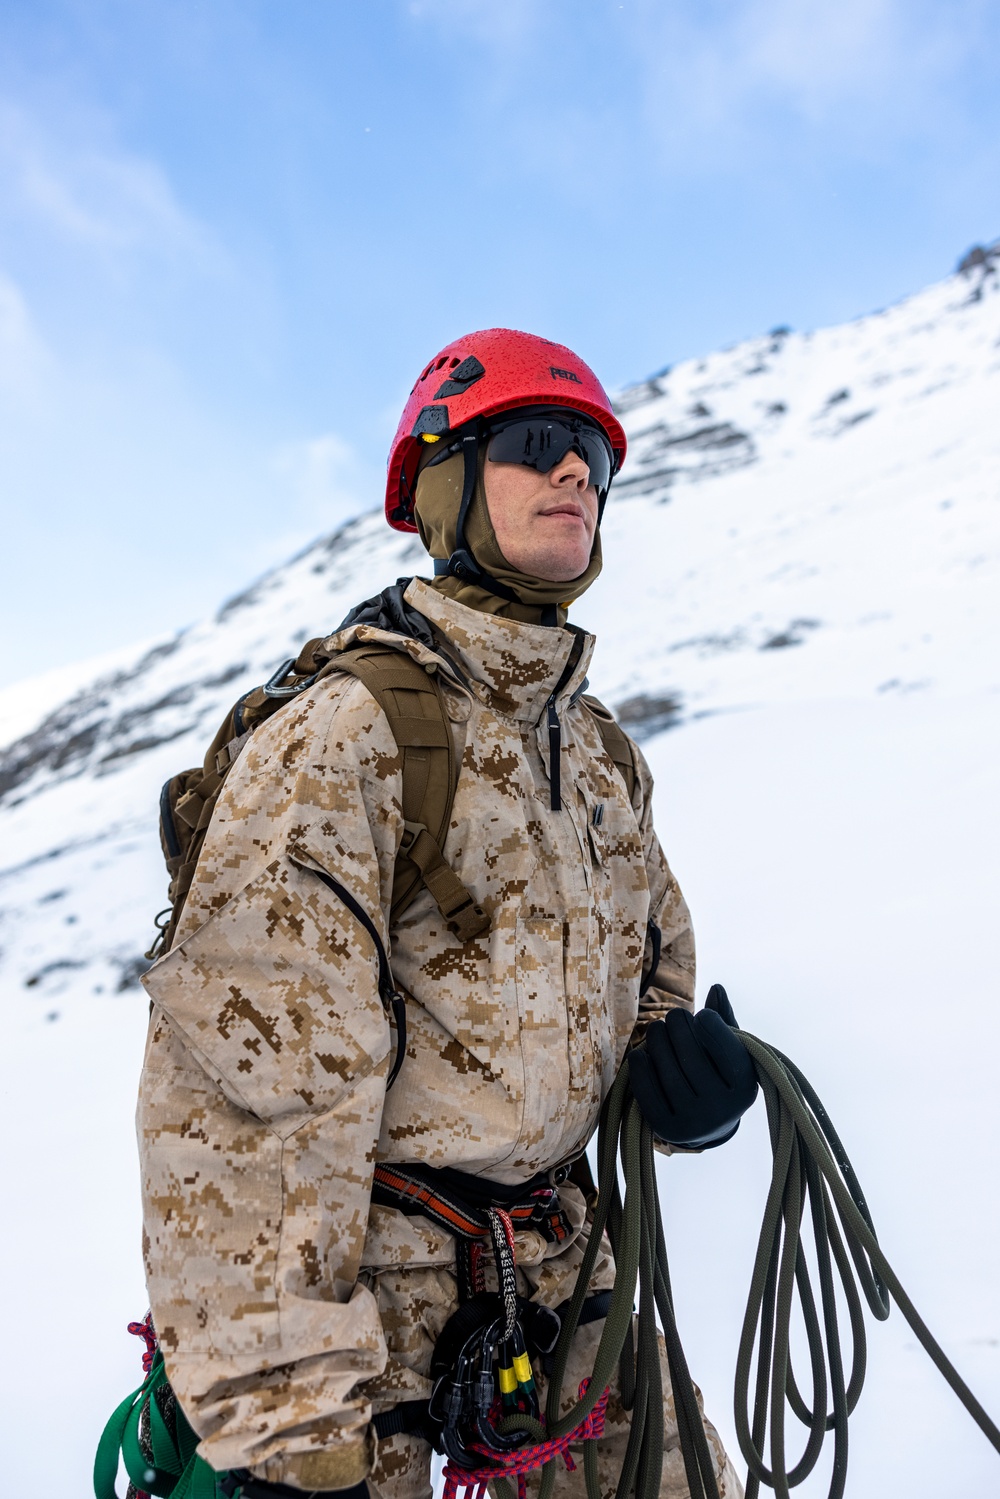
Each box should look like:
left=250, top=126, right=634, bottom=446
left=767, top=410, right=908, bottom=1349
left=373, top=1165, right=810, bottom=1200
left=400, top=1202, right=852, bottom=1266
left=483, top=447, right=599, bottom=583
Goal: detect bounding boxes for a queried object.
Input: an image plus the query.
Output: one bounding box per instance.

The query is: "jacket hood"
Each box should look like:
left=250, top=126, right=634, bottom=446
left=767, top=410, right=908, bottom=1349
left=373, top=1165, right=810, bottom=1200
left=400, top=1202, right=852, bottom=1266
left=413, top=448, right=603, bottom=627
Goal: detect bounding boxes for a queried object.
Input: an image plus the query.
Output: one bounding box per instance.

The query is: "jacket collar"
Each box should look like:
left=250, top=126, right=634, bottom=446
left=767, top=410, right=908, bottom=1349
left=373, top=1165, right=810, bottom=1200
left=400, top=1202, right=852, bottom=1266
left=404, top=577, right=595, bottom=725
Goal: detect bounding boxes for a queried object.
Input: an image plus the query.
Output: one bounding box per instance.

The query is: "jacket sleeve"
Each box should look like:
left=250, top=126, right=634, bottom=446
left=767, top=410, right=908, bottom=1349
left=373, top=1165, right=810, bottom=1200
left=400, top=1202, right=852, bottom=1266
left=137, top=675, right=404, bottom=1490
left=626, top=735, right=696, bottom=1041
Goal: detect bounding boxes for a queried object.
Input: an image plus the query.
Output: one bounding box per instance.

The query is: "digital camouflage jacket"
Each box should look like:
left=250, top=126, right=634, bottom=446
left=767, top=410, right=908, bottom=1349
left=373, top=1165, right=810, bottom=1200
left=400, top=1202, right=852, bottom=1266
left=138, top=578, right=696, bottom=1491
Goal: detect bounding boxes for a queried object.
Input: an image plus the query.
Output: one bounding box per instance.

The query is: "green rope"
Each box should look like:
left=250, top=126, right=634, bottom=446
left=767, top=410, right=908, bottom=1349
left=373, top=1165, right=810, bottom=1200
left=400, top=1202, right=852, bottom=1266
left=529, top=1028, right=1000, bottom=1499
left=732, top=1030, right=1000, bottom=1499
left=501, top=1066, right=721, bottom=1499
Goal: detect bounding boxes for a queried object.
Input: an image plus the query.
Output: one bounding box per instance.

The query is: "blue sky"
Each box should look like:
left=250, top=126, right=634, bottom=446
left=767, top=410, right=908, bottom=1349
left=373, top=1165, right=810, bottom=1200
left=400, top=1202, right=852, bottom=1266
left=2, top=0, right=998, bottom=690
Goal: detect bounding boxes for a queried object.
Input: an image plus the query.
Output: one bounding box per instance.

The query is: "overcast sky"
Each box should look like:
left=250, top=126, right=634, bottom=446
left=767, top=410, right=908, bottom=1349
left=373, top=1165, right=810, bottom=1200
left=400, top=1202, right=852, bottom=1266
left=2, top=0, right=998, bottom=691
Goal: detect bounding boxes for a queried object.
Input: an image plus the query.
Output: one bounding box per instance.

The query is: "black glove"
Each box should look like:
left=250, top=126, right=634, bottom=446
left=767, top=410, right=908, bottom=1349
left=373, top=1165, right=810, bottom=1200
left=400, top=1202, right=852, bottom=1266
left=220, top=1472, right=369, bottom=1499
left=628, top=983, right=758, bottom=1148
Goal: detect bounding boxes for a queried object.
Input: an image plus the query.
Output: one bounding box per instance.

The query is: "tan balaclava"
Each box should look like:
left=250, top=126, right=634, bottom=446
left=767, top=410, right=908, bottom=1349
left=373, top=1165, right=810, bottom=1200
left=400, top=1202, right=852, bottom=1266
left=413, top=448, right=603, bottom=627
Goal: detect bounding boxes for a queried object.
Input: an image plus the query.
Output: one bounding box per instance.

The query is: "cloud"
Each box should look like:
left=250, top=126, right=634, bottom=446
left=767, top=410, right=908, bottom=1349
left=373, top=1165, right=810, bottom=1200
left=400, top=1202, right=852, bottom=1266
left=711, top=0, right=919, bottom=116
left=259, top=431, right=382, bottom=563
left=405, top=0, right=540, bottom=48
left=410, top=0, right=995, bottom=175
left=394, top=0, right=994, bottom=193
left=626, top=0, right=993, bottom=164
left=0, top=101, right=217, bottom=265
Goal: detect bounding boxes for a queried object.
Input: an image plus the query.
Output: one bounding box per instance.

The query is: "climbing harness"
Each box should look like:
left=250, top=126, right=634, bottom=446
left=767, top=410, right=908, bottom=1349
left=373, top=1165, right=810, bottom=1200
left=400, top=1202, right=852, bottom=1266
left=398, top=1068, right=719, bottom=1499
left=369, top=1163, right=567, bottom=1463
left=96, top=1003, right=1000, bottom=1499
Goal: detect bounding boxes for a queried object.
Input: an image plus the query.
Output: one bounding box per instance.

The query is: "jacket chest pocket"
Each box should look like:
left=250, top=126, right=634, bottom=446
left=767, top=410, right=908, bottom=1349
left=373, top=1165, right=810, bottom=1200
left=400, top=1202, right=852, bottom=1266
left=579, top=793, right=645, bottom=1083
left=586, top=816, right=610, bottom=872
left=514, top=914, right=568, bottom=1039
left=513, top=912, right=585, bottom=1107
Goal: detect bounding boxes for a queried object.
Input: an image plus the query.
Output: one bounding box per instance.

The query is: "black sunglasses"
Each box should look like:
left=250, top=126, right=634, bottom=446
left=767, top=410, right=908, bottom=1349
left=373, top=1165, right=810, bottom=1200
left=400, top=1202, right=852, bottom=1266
left=485, top=414, right=615, bottom=497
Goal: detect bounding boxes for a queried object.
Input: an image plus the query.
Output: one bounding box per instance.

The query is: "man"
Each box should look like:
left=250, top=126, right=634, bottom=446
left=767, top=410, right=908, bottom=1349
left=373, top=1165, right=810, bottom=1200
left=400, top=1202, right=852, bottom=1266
left=138, top=328, right=755, bottom=1499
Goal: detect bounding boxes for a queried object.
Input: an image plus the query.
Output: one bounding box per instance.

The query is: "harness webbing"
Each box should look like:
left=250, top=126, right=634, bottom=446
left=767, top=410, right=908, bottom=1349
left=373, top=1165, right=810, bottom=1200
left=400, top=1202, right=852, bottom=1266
left=93, top=1336, right=215, bottom=1499
left=370, top=1162, right=572, bottom=1245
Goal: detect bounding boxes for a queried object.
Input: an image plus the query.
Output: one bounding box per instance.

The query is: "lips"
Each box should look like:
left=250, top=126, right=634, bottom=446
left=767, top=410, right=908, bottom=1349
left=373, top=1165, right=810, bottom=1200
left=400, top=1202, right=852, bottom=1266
left=541, top=503, right=586, bottom=521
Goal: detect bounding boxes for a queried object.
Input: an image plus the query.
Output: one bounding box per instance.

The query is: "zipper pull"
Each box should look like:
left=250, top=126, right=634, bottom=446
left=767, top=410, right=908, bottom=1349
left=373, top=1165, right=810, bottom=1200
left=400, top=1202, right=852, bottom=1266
left=547, top=696, right=561, bottom=811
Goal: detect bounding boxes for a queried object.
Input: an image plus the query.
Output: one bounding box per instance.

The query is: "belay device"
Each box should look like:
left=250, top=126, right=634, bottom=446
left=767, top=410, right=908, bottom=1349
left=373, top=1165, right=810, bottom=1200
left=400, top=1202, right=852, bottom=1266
left=96, top=987, right=1000, bottom=1499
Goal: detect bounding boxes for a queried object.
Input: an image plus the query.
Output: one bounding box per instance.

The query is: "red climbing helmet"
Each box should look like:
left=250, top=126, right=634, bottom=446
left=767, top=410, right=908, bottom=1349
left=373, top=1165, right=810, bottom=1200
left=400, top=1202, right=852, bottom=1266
left=385, top=328, right=628, bottom=531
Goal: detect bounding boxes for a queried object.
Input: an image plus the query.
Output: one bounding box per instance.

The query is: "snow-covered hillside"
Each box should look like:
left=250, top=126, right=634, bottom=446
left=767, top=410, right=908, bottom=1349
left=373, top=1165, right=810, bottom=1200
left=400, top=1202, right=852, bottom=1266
left=2, top=244, right=999, bottom=1498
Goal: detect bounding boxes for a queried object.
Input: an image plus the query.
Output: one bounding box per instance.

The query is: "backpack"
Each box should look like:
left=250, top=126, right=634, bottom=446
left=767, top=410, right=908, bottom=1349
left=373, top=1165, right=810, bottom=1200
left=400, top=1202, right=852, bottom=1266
left=146, top=627, right=637, bottom=962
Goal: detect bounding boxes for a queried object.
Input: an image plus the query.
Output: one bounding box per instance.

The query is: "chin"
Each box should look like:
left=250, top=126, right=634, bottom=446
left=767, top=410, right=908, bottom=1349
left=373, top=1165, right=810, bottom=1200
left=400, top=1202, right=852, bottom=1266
left=554, top=552, right=591, bottom=582
left=508, top=543, right=590, bottom=583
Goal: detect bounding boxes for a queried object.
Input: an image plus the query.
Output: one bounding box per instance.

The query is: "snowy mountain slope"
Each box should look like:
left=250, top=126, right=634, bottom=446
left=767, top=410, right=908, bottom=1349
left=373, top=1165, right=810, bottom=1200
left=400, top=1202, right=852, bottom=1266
left=1, top=244, right=999, bottom=1498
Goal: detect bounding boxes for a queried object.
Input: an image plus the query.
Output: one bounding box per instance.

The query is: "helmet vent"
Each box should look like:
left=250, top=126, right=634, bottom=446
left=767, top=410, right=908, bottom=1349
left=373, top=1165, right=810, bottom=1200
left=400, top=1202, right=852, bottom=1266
left=411, top=404, right=451, bottom=439
left=434, top=354, right=486, bottom=399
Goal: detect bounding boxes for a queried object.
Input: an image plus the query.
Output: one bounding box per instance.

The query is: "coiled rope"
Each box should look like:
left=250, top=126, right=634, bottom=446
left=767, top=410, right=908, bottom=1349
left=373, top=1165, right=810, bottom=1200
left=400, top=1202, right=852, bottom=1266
left=495, top=1025, right=1000, bottom=1499
left=731, top=1028, right=1000, bottom=1498
left=488, top=1062, right=721, bottom=1499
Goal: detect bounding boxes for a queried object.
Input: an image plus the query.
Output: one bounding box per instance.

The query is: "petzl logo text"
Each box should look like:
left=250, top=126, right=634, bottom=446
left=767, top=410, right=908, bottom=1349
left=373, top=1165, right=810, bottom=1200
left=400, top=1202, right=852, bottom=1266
left=550, top=366, right=581, bottom=383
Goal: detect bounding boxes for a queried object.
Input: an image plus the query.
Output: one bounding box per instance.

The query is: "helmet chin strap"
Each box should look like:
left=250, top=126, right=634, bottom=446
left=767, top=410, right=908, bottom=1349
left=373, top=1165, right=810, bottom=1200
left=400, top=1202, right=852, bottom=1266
left=435, top=428, right=522, bottom=606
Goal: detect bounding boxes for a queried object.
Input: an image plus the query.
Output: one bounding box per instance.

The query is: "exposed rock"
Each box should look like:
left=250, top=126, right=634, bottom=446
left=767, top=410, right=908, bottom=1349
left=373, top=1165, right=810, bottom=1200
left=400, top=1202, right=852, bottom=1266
left=614, top=692, right=684, bottom=741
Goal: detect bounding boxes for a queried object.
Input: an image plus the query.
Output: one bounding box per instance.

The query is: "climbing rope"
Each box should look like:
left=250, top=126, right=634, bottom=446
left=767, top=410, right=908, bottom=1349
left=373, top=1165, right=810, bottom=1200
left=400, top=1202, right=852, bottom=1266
left=730, top=1028, right=1000, bottom=1499
left=478, top=1062, right=721, bottom=1499
left=490, top=1021, right=1000, bottom=1499
left=439, top=1381, right=611, bottom=1499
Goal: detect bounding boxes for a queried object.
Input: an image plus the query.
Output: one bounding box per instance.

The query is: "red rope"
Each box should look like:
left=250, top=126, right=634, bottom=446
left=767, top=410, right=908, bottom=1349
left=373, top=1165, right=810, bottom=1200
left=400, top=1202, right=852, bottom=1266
left=441, top=1381, right=610, bottom=1499
left=128, top=1312, right=158, bottom=1375
left=493, top=1207, right=517, bottom=1256
left=125, top=1315, right=159, bottom=1499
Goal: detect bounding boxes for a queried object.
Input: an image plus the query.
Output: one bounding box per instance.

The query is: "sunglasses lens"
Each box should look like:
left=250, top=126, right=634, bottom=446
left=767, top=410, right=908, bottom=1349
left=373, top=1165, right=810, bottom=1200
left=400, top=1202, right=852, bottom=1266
left=487, top=419, right=613, bottom=493
left=576, top=432, right=612, bottom=493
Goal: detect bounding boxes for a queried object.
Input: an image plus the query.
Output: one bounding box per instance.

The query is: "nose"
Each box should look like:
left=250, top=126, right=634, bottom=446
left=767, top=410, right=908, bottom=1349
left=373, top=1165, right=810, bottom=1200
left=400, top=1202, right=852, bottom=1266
left=550, top=449, right=592, bottom=492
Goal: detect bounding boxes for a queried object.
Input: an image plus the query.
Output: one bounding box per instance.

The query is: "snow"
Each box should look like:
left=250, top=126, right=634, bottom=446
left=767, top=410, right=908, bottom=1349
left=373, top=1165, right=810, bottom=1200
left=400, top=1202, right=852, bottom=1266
left=0, top=639, right=160, bottom=751
left=1, top=247, right=999, bottom=1496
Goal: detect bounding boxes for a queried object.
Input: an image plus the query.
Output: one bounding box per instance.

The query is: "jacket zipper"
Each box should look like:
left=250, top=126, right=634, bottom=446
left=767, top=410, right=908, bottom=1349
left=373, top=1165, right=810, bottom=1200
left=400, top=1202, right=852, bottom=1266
left=301, top=859, right=407, bottom=1090
left=547, top=696, right=562, bottom=812
left=542, top=630, right=586, bottom=812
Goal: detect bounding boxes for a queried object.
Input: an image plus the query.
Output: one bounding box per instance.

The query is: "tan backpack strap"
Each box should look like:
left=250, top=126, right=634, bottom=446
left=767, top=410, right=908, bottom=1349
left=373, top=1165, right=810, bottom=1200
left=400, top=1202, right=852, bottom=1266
left=334, top=647, right=489, bottom=940
left=398, top=823, right=489, bottom=943
left=580, top=693, right=638, bottom=804
left=148, top=637, right=490, bottom=963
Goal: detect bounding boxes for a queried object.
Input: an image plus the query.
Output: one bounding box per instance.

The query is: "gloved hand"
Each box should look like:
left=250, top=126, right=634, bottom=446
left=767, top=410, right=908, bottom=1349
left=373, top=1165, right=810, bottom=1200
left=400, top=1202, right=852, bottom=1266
left=220, top=1472, right=369, bottom=1499
left=628, top=983, right=758, bottom=1148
